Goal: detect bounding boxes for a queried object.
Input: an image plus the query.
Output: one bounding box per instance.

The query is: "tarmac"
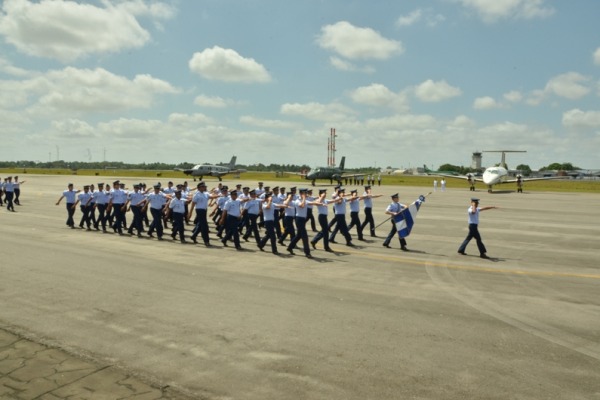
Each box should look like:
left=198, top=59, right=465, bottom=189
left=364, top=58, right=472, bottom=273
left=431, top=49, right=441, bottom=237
left=1, top=174, right=599, bottom=399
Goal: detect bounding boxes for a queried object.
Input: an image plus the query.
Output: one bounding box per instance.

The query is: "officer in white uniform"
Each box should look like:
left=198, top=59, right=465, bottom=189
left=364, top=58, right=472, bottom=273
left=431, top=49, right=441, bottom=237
left=189, top=181, right=220, bottom=246
left=220, top=190, right=243, bottom=249
left=92, top=183, right=110, bottom=232
left=457, top=198, right=498, bottom=258
left=167, top=189, right=188, bottom=243
left=56, top=183, right=78, bottom=228
left=146, top=184, right=169, bottom=240
left=382, top=193, right=408, bottom=251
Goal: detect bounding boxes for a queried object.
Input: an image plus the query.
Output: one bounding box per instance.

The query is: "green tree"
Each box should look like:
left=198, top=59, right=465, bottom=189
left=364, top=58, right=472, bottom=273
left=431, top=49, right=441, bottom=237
left=515, top=164, right=532, bottom=176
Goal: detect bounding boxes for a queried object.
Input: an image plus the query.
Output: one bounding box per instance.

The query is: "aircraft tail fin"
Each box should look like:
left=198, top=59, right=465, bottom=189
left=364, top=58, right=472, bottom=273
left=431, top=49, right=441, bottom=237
left=339, top=156, right=346, bottom=171
left=229, top=156, right=237, bottom=169
left=483, top=150, right=526, bottom=169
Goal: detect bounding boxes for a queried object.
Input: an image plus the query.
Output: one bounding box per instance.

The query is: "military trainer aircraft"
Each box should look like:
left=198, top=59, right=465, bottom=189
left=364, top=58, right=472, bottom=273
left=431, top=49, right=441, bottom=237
left=175, top=156, right=246, bottom=181
left=434, top=150, right=564, bottom=193
left=304, top=156, right=364, bottom=186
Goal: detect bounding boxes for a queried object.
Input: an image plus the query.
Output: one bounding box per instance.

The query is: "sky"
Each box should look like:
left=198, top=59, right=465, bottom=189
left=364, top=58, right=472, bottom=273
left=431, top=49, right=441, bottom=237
left=0, top=0, right=599, bottom=170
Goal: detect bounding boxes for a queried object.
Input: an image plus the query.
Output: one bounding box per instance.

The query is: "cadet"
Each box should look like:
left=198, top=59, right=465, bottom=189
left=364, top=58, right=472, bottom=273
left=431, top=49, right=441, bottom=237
left=4, top=176, right=15, bottom=212
left=286, top=188, right=313, bottom=258
left=92, top=183, right=110, bottom=232
left=108, top=180, right=128, bottom=235
left=306, top=189, right=317, bottom=232
left=278, top=191, right=296, bottom=245
left=258, top=192, right=286, bottom=255
left=166, top=189, right=188, bottom=243
left=457, top=198, right=498, bottom=259
left=328, top=188, right=354, bottom=246
left=219, top=190, right=243, bottom=250
left=13, top=176, right=25, bottom=206
left=310, top=189, right=334, bottom=252
left=74, top=185, right=93, bottom=230
left=55, top=183, right=79, bottom=228
left=126, top=184, right=147, bottom=237
left=189, top=181, right=220, bottom=246
left=382, top=193, right=408, bottom=251
left=242, top=190, right=261, bottom=244
left=146, top=184, right=169, bottom=240
left=346, top=189, right=365, bottom=241
left=360, top=185, right=382, bottom=237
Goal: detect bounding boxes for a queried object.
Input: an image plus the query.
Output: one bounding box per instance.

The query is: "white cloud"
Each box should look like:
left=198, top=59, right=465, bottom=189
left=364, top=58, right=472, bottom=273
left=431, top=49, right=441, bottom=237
left=503, top=90, right=523, bottom=103
left=194, top=95, right=231, bottom=108
left=593, top=47, right=600, bottom=66
left=189, top=46, right=271, bottom=83
left=317, top=21, right=403, bottom=60
left=280, top=102, right=356, bottom=122
left=0, top=0, right=174, bottom=63
left=349, top=83, right=409, bottom=112
left=459, top=0, right=555, bottom=23
left=396, top=10, right=423, bottom=27
left=240, top=115, right=301, bottom=130
left=544, top=72, right=591, bottom=100
left=329, top=56, right=375, bottom=73
left=562, top=109, right=600, bottom=129
left=0, top=66, right=179, bottom=117
left=473, top=96, right=503, bottom=110
left=396, top=9, right=445, bottom=28
left=414, top=79, right=462, bottom=102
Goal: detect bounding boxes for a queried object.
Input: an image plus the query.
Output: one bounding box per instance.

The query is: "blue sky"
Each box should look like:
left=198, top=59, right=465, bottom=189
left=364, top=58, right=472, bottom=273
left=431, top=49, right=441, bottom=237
left=1, top=0, right=598, bottom=170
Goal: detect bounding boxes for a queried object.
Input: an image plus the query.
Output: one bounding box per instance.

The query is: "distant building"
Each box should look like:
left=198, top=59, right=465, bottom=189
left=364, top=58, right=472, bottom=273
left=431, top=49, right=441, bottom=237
left=471, top=152, right=482, bottom=170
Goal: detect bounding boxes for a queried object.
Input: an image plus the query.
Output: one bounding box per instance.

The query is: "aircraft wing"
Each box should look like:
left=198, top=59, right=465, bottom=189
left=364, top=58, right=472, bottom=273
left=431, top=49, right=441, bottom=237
left=340, top=173, right=368, bottom=179
left=503, top=176, right=567, bottom=183
left=174, top=168, right=194, bottom=175
left=433, top=173, right=483, bottom=182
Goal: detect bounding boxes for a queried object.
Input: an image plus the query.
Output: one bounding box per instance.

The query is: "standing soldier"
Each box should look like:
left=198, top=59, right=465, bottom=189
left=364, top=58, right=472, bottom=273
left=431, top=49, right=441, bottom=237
left=12, top=176, right=25, bottom=206
left=56, top=183, right=78, bottom=228
left=329, top=188, right=354, bottom=247
left=278, top=191, right=296, bottom=245
left=360, top=185, right=382, bottom=237
left=286, top=188, right=313, bottom=258
left=189, top=181, right=220, bottom=246
left=346, top=189, right=365, bottom=241
left=74, top=185, right=93, bottom=230
left=4, top=176, right=15, bottom=212
left=108, top=180, right=127, bottom=235
left=382, top=193, right=408, bottom=251
left=166, top=189, right=188, bottom=243
left=258, top=192, right=286, bottom=255
left=146, top=184, right=169, bottom=240
left=92, top=183, right=110, bottom=232
left=310, top=189, right=334, bottom=252
left=126, top=184, right=147, bottom=237
left=242, top=190, right=262, bottom=245
left=457, top=198, right=498, bottom=259
left=219, top=190, right=243, bottom=250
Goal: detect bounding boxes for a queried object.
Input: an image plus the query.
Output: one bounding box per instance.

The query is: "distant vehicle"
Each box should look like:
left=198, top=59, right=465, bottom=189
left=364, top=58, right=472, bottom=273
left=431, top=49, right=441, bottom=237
left=175, top=156, right=246, bottom=181
left=304, top=156, right=364, bottom=186
left=423, top=165, right=461, bottom=176
left=437, top=150, right=565, bottom=193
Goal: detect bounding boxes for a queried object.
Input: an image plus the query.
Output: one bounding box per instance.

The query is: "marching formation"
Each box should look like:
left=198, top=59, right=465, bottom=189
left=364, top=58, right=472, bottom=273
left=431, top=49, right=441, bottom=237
left=54, top=180, right=420, bottom=258
left=1, top=175, right=26, bottom=212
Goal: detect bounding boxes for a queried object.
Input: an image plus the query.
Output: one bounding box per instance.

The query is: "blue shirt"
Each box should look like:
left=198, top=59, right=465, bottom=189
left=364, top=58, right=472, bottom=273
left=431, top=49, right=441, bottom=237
left=169, top=197, right=186, bottom=214
left=147, top=192, right=167, bottom=209
left=224, top=199, right=242, bottom=217
left=62, top=189, right=77, bottom=203
left=468, top=207, right=480, bottom=224
left=192, top=191, right=210, bottom=210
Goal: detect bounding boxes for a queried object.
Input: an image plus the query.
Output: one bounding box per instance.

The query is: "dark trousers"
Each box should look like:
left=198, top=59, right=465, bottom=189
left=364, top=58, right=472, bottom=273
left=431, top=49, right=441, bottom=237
left=330, top=214, right=352, bottom=244
left=274, top=212, right=282, bottom=239
left=347, top=211, right=364, bottom=240
left=111, top=204, right=125, bottom=233
left=65, top=203, right=75, bottom=227
left=360, top=207, right=375, bottom=235
left=307, top=208, right=317, bottom=231
left=5, top=192, right=14, bottom=211
left=13, top=188, right=20, bottom=205
left=383, top=219, right=407, bottom=248
left=128, top=205, right=143, bottom=235
left=149, top=207, right=164, bottom=238
left=223, top=215, right=241, bottom=248
left=171, top=212, right=185, bottom=241
left=191, top=208, right=210, bottom=244
left=311, top=214, right=331, bottom=250
left=258, top=220, right=278, bottom=253
left=95, top=204, right=107, bottom=230
left=288, top=216, right=310, bottom=255
left=458, top=224, right=487, bottom=255
left=280, top=215, right=295, bottom=242
left=79, top=205, right=92, bottom=228
left=243, top=214, right=261, bottom=244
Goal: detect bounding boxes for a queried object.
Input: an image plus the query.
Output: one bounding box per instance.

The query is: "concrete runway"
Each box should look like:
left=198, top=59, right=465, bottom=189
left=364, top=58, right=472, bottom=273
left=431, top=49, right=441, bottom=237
left=1, top=175, right=599, bottom=399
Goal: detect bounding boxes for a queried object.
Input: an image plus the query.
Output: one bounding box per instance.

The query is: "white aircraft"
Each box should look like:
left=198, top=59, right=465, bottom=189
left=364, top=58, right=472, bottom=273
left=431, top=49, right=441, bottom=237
left=436, top=150, right=563, bottom=193
left=175, top=156, right=247, bottom=181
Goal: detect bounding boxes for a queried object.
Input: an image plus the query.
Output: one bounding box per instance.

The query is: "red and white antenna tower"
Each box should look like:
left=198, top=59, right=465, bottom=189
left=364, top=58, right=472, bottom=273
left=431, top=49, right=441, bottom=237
left=327, top=128, right=337, bottom=167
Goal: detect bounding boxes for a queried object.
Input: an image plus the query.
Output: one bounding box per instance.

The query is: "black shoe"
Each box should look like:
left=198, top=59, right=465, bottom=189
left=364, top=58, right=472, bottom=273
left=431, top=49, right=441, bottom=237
left=235, top=246, right=243, bottom=251
left=310, top=242, right=316, bottom=250
left=480, top=254, right=490, bottom=259
left=221, top=239, right=228, bottom=247
left=325, top=247, right=334, bottom=252
left=258, top=245, right=265, bottom=252
left=346, top=242, right=355, bottom=247
left=383, top=243, right=391, bottom=248
left=273, top=251, right=279, bottom=255
left=358, top=238, right=366, bottom=241
left=148, top=232, right=154, bottom=238
left=243, top=236, right=249, bottom=242
left=458, top=251, right=466, bottom=255
left=191, top=236, right=197, bottom=243
left=204, top=242, right=212, bottom=247
left=171, top=234, right=176, bottom=240
left=278, top=239, right=284, bottom=245
left=330, top=240, right=337, bottom=244
left=306, top=253, right=313, bottom=259
left=401, top=246, right=409, bottom=252
left=287, top=248, right=294, bottom=255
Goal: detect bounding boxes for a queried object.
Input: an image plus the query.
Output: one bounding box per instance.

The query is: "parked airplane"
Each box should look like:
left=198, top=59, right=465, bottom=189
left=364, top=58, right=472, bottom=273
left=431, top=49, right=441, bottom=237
left=435, top=150, right=564, bottom=193
left=304, top=156, right=364, bottom=186
left=175, top=156, right=246, bottom=181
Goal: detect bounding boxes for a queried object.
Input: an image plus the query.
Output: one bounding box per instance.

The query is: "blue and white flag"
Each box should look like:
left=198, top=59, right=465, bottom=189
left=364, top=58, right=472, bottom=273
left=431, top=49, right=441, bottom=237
left=393, top=195, right=426, bottom=238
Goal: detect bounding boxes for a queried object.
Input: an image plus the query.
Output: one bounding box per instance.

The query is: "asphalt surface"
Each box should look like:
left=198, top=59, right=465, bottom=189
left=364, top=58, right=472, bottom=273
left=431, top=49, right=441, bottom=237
left=1, top=175, right=599, bottom=399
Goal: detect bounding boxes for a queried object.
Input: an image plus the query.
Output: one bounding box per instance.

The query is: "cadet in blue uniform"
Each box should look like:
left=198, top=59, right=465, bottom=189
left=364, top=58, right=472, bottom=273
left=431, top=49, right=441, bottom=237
left=382, top=193, right=408, bottom=251
left=189, top=181, right=220, bottom=246
left=74, top=185, right=93, bottom=230
left=457, top=198, right=498, bottom=258
left=310, top=189, right=334, bottom=252
left=286, top=188, right=314, bottom=258
left=126, top=184, right=147, bottom=237
left=359, top=185, right=382, bottom=237
left=219, top=190, right=243, bottom=250
left=4, top=176, right=15, bottom=212
left=258, top=192, right=287, bottom=255
left=92, top=183, right=110, bottom=232
left=167, top=189, right=188, bottom=243
left=146, top=184, right=169, bottom=240
left=12, top=176, right=25, bottom=206
left=242, top=190, right=262, bottom=244
left=56, top=183, right=79, bottom=228
left=108, top=180, right=127, bottom=235
left=329, top=188, right=354, bottom=247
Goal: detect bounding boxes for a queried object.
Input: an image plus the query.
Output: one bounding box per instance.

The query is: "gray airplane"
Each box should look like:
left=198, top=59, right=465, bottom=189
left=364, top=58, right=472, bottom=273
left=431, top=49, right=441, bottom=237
left=176, top=156, right=246, bottom=181
left=304, top=157, right=364, bottom=186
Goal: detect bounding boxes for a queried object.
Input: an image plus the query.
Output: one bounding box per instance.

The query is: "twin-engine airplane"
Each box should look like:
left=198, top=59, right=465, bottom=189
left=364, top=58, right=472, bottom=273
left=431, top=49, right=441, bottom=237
left=304, top=156, right=365, bottom=186
left=435, top=150, right=564, bottom=193
left=175, top=156, right=246, bottom=181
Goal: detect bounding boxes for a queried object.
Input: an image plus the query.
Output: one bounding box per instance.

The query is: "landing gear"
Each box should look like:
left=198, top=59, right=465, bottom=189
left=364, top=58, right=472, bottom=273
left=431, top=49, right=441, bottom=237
left=487, top=185, right=493, bottom=193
